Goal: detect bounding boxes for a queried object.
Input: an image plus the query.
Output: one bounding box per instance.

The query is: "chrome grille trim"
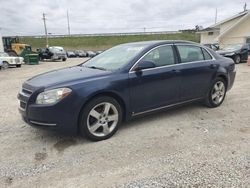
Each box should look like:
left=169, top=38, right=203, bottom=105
left=19, top=100, right=27, bottom=111
left=30, top=120, right=57, bottom=127
left=22, top=88, right=33, bottom=95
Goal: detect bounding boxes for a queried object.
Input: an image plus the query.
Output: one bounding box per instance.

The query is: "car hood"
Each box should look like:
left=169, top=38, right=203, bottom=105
left=25, top=66, right=112, bottom=88
left=217, top=49, right=238, bottom=55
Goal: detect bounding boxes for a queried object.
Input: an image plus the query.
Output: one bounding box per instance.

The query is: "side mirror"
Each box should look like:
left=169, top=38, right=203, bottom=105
left=134, top=60, right=156, bottom=72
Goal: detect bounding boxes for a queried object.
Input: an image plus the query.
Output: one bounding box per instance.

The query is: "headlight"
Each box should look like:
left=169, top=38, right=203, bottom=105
left=225, top=53, right=235, bottom=56
left=36, top=88, right=72, bottom=104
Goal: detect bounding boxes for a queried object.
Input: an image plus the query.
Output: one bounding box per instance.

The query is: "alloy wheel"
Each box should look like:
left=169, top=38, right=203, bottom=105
left=211, top=81, right=225, bottom=105
left=87, top=102, right=119, bottom=137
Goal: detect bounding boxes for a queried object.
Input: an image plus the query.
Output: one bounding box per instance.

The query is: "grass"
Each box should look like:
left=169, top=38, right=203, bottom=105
left=20, top=33, right=200, bottom=51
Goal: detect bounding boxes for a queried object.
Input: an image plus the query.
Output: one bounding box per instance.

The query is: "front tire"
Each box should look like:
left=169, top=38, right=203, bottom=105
left=234, top=55, right=241, bottom=64
left=79, top=96, right=122, bottom=141
left=2, top=62, right=9, bottom=69
left=205, top=78, right=227, bottom=108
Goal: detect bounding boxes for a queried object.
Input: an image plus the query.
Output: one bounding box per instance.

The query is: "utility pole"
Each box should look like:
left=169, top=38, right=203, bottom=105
left=215, top=8, right=218, bottom=24
left=67, top=10, right=71, bottom=36
left=42, top=13, right=49, bottom=48
left=244, top=3, right=247, bottom=12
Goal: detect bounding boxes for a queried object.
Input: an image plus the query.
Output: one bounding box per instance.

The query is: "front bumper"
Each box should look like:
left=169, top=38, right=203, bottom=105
left=8, top=61, right=22, bottom=65
left=17, top=85, right=80, bottom=134
left=227, top=70, right=236, bottom=91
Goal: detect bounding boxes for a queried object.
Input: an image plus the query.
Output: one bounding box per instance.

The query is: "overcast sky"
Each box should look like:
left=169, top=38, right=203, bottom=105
left=0, top=0, right=248, bottom=36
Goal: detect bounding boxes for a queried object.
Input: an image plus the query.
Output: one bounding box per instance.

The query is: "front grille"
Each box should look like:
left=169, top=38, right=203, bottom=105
left=15, top=58, right=20, bottom=63
left=20, top=101, right=26, bottom=110
left=22, top=88, right=33, bottom=96
left=18, top=86, right=34, bottom=111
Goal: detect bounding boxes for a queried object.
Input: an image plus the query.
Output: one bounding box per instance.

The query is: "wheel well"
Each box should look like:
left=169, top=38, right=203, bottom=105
left=217, top=75, right=228, bottom=88
left=77, top=92, right=127, bottom=132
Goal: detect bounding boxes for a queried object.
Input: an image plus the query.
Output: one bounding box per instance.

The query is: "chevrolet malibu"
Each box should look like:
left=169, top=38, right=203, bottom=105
left=18, top=41, right=236, bottom=141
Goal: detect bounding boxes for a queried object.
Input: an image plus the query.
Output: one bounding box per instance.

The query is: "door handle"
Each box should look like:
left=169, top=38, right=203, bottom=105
left=172, top=69, right=181, bottom=73
left=210, top=64, right=217, bottom=69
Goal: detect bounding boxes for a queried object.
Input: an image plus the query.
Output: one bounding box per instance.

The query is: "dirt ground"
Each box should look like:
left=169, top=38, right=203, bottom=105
left=0, top=58, right=249, bottom=188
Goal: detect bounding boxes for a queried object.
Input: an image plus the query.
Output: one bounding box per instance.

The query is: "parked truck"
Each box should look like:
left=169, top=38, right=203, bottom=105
left=2, top=36, right=39, bottom=64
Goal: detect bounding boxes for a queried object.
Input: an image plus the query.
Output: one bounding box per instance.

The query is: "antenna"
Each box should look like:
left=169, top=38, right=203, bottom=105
left=67, top=10, right=71, bottom=36
left=42, top=13, right=49, bottom=48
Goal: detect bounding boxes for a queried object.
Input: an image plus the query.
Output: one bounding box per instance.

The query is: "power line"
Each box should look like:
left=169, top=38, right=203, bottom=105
left=42, top=13, right=49, bottom=47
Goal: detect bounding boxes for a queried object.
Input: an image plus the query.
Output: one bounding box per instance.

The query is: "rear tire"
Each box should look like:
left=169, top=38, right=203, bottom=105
left=16, top=64, right=21, bottom=68
left=79, top=96, right=122, bottom=141
left=62, top=58, right=66, bottom=61
left=205, top=78, right=227, bottom=108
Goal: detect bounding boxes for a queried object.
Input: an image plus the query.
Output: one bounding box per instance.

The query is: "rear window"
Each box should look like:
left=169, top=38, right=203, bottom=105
left=177, top=45, right=204, bottom=63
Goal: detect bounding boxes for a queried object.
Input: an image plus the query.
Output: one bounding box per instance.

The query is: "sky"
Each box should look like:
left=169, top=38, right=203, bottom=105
left=0, top=0, right=248, bottom=36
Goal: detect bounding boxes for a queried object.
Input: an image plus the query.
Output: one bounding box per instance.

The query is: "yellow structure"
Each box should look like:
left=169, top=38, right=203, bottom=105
left=11, top=43, right=32, bottom=55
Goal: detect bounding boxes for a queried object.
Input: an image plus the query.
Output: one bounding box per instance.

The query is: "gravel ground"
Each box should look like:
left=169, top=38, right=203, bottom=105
left=0, top=58, right=249, bottom=188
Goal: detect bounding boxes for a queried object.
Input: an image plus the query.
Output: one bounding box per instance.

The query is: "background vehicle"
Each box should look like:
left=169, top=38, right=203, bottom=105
left=203, top=43, right=219, bottom=51
left=95, top=50, right=103, bottom=56
left=74, top=50, right=87, bottom=57
left=2, top=37, right=39, bottom=64
left=18, top=41, right=236, bottom=141
left=86, top=50, right=96, bottom=58
left=37, top=48, right=53, bottom=61
left=48, top=46, right=67, bottom=61
left=217, top=44, right=249, bottom=64
left=0, top=52, right=23, bottom=68
left=2, top=36, right=33, bottom=56
left=67, top=51, right=77, bottom=58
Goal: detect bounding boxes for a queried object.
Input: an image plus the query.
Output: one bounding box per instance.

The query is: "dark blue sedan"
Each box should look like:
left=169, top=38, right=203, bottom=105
left=18, top=40, right=236, bottom=141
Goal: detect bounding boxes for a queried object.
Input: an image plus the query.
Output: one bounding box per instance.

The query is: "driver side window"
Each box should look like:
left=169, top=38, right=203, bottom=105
left=142, top=45, right=175, bottom=67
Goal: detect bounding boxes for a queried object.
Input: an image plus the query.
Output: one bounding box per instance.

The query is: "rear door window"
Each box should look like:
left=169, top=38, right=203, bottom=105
left=177, top=45, right=204, bottom=63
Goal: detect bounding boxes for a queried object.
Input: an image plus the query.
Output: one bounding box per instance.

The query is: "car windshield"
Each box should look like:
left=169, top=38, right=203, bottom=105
left=83, top=44, right=147, bottom=71
left=0, top=52, right=9, bottom=57
left=222, top=44, right=242, bottom=51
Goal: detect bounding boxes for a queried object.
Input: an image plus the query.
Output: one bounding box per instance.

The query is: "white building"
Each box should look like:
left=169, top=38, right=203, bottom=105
left=198, top=10, right=250, bottom=48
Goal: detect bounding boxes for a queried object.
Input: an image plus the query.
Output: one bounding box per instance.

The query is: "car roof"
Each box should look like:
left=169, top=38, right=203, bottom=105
left=120, top=40, right=198, bottom=47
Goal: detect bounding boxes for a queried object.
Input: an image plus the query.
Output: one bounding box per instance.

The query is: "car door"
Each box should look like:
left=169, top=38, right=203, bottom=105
left=129, top=45, right=181, bottom=114
left=175, top=44, right=217, bottom=101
